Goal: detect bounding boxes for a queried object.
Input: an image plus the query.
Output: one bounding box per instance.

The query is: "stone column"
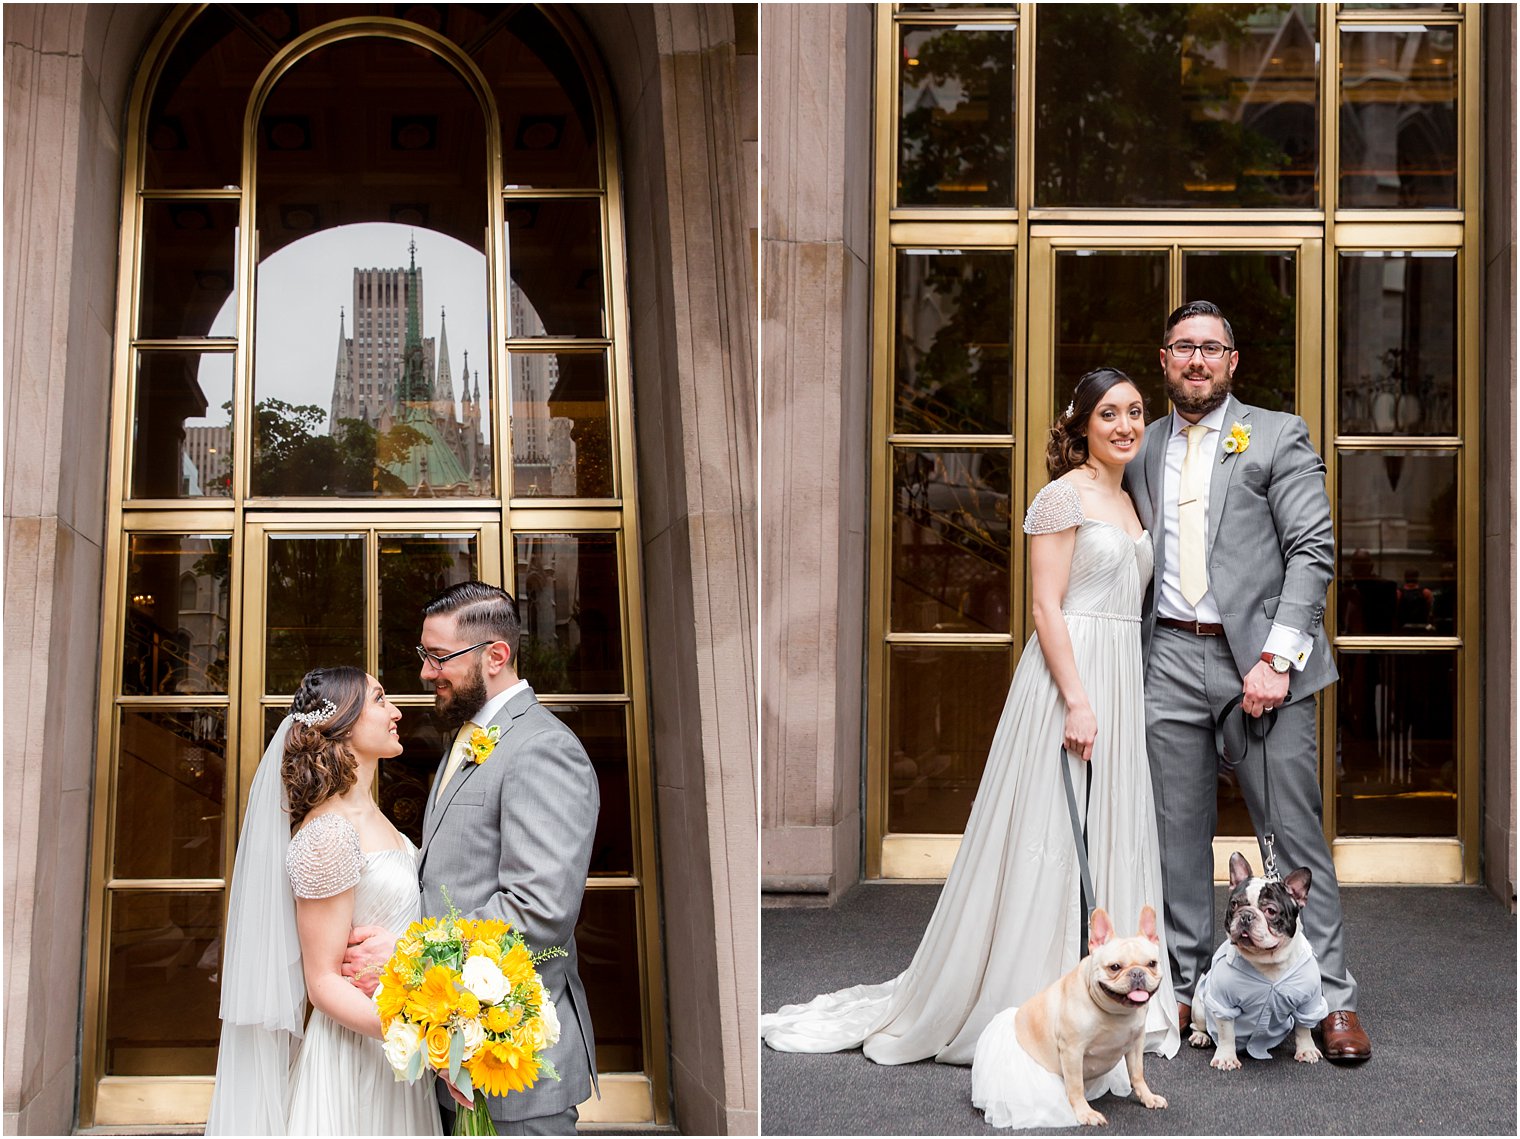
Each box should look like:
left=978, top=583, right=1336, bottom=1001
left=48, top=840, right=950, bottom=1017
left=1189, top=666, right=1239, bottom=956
left=3, top=5, right=164, bottom=1133
left=1480, top=4, right=1516, bottom=906
left=575, top=4, right=759, bottom=1132
left=759, top=3, right=874, bottom=899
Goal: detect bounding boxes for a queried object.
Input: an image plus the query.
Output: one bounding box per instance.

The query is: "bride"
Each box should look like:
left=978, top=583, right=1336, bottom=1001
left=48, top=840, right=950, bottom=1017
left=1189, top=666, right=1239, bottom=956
left=762, top=367, right=1180, bottom=1079
left=205, top=666, right=442, bottom=1135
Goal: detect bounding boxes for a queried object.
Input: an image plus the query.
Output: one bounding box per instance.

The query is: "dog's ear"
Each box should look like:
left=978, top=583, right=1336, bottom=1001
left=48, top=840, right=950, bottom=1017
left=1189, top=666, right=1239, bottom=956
left=1137, top=904, right=1159, bottom=944
left=1089, top=908, right=1114, bottom=951
left=1228, top=851, right=1253, bottom=889
left=1283, top=867, right=1312, bottom=906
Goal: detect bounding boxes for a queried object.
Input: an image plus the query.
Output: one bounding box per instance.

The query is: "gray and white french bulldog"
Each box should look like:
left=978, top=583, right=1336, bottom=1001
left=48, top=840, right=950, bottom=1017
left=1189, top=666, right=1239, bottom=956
left=1188, top=851, right=1329, bottom=1070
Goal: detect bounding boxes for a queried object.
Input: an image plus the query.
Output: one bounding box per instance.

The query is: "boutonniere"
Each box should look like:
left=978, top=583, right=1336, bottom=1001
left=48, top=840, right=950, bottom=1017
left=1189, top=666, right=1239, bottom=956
left=1221, top=421, right=1251, bottom=459
left=467, top=724, right=502, bottom=765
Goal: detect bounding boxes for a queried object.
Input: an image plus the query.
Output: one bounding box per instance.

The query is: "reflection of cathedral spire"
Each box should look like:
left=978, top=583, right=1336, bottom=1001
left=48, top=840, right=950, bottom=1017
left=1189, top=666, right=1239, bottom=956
left=327, top=242, right=490, bottom=496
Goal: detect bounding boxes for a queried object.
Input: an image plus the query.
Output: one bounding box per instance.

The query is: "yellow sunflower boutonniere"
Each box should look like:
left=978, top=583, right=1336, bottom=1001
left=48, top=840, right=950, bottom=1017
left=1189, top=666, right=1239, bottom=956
left=468, top=724, right=503, bottom=765
left=1221, top=421, right=1251, bottom=457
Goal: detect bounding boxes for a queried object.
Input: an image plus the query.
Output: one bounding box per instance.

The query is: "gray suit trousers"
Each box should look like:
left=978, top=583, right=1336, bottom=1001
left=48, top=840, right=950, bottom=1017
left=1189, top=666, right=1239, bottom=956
left=1144, top=624, right=1357, bottom=1012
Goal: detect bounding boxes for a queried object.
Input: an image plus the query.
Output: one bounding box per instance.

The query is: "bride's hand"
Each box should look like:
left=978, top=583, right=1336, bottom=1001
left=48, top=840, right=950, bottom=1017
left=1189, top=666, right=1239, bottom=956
left=439, top=1073, right=475, bottom=1110
left=1063, top=703, right=1097, bottom=762
left=341, top=924, right=395, bottom=996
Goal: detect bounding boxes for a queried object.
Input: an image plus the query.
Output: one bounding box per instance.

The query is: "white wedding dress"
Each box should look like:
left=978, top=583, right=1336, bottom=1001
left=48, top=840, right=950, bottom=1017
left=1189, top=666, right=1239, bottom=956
left=284, top=814, right=443, bottom=1135
left=762, top=479, right=1179, bottom=1122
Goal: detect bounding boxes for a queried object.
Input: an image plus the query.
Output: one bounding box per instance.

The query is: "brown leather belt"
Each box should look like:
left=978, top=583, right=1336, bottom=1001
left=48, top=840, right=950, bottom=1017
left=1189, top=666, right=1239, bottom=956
left=1158, top=617, right=1225, bottom=636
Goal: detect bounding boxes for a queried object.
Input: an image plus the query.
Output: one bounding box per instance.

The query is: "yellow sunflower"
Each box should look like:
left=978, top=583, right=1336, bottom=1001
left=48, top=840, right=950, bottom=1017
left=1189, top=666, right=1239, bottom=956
left=500, top=943, right=536, bottom=989
left=464, top=1038, right=540, bottom=1097
left=484, top=1003, right=523, bottom=1035
left=405, top=965, right=462, bottom=1028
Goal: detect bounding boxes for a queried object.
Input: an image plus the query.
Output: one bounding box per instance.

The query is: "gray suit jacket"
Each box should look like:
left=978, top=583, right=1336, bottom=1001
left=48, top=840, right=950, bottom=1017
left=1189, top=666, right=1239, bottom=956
left=1125, top=395, right=1338, bottom=702
left=419, top=687, right=599, bottom=1121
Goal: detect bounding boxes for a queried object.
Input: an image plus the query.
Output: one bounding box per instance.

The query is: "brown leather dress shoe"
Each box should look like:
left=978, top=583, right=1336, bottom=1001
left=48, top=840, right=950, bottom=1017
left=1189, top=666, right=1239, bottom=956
left=1177, top=1002, right=1192, bottom=1038
left=1320, top=1010, right=1371, bottom=1062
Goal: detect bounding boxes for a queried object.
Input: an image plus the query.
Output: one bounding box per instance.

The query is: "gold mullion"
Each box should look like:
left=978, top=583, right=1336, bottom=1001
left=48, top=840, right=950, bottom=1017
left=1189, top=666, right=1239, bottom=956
left=1334, top=436, right=1463, bottom=449
left=107, top=879, right=224, bottom=891
left=501, top=188, right=604, bottom=199
left=887, top=434, right=1016, bottom=447
left=1028, top=209, right=1328, bottom=224
left=1334, top=637, right=1462, bottom=652
left=1458, top=3, right=1481, bottom=883
left=891, top=6, right=1019, bottom=25
left=885, top=632, right=1016, bottom=646
left=137, top=188, right=242, bottom=201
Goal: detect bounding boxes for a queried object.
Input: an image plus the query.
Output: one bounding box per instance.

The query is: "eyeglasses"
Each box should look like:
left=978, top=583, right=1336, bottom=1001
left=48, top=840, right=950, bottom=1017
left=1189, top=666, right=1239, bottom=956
left=416, top=641, right=494, bottom=670
left=1165, top=340, right=1233, bottom=360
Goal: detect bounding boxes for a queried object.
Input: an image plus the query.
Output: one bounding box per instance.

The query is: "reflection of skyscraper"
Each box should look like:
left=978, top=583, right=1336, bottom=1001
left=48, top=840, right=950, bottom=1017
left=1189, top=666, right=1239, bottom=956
left=328, top=242, right=490, bottom=495
left=508, top=280, right=577, bottom=495
left=183, top=425, right=231, bottom=496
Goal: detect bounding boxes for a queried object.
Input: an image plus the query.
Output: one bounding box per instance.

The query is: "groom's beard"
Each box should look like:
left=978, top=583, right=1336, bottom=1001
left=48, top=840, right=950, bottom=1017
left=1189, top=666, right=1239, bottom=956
left=434, top=659, right=488, bottom=732
left=1166, top=368, right=1231, bottom=417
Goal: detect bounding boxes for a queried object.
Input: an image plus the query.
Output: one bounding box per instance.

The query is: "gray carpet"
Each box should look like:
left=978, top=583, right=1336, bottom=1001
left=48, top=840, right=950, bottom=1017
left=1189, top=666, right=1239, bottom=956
left=761, top=884, right=1517, bottom=1135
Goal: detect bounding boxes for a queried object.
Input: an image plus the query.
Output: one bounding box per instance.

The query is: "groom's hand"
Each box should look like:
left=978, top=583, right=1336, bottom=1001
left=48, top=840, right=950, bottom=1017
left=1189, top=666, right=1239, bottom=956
left=1241, top=662, right=1289, bottom=718
left=341, top=924, right=395, bottom=996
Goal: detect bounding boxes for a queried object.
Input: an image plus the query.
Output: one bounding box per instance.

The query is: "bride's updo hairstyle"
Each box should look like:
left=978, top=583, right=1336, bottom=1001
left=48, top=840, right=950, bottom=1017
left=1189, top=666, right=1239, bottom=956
left=1046, top=366, right=1144, bottom=478
left=283, top=666, right=367, bottom=829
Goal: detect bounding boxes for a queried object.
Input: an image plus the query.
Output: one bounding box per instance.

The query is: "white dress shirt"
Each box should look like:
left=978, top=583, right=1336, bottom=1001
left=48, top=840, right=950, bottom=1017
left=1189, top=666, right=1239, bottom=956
left=1159, top=404, right=1313, bottom=669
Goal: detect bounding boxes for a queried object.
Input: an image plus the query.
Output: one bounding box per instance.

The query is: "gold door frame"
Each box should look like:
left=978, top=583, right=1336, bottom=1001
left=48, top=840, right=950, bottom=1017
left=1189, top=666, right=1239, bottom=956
left=84, top=5, right=666, bottom=1126
left=866, top=3, right=1482, bottom=885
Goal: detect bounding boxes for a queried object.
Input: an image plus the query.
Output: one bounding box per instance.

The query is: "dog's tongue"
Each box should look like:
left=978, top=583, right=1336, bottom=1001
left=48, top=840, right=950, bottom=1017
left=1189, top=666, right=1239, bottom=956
left=1127, top=990, right=1151, bottom=1004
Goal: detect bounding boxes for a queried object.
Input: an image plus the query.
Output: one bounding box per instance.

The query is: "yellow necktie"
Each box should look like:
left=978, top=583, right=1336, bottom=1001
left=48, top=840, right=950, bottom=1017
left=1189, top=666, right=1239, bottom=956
left=434, top=722, right=479, bottom=803
left=1179, top=424, right=1209, bottom=606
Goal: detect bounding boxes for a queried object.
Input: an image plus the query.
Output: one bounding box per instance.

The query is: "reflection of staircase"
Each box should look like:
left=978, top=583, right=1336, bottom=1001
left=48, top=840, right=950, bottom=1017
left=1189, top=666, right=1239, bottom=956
left=124, top=620, right=212, bottom=694
left=897, top=390, right=993, bottom=437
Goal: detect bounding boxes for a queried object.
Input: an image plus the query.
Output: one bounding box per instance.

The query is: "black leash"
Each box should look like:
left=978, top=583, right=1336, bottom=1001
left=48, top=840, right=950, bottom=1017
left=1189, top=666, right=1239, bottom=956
left=1216, top=694, right=1282, bottom=880
left=1058, top=746, right=1095, bottom=952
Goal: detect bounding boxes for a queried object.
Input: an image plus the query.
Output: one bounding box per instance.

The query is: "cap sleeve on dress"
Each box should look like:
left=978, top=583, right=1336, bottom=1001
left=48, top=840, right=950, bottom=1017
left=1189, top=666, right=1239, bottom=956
left=1022, top=479, right=1085, bottom=535
left=285, top=813, right=364, bottom=899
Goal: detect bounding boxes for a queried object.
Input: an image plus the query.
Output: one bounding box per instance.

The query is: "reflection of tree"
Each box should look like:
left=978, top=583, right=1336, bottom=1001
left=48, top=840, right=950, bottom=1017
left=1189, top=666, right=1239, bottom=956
left=378, top=541, right=472, bottom=688
left=1036, top=5, right=1311, bottom=207
left=899, top=29, right=1013, bottom=206
left=250, top=399, right=424, bottom=496
left=265, top=536, right=365, bottom=691
left=897, top=256, right=1011, bottom=435
left=1186, top=254, right=1296, bottom=412
left=518, top=636, right=571, bottom=694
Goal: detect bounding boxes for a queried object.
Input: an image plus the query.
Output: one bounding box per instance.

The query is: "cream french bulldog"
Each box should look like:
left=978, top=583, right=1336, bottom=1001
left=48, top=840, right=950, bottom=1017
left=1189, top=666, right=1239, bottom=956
left=1188, top=851, right=1329, bottom=1070
left=1014, top=906, right=1168, bottom=1127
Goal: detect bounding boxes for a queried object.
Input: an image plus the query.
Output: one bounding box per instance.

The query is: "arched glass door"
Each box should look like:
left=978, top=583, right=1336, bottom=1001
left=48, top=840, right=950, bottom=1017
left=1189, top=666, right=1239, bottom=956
left=85, top=6, right=663, bottom=1126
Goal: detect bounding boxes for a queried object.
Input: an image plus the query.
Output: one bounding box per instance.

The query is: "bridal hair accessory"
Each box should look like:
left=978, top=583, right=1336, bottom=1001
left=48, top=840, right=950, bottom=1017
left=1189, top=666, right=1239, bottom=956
left=291, top=699, right=337, bottom=727
left=1064, top=400, right=1075, bottom=418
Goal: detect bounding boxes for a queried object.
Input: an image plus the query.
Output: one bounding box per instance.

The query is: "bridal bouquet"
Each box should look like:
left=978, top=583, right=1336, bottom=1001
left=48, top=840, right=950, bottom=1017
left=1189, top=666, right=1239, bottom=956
left=376, top=896, right=566, bottom=1136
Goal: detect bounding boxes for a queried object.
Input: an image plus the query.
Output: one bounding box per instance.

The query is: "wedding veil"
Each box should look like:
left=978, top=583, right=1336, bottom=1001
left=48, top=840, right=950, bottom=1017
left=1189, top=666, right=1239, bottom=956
left=204, top=716, right=305, bottom=1135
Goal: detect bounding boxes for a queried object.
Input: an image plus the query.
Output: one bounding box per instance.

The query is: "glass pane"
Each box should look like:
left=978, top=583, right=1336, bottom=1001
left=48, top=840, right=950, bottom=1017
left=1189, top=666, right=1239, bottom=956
left=1337, top=450, right=1457, bottom=635
left=131, top=351, right=233, bottom=499
left=895, top=251, right=1013, bottom=435
left=576, top=888, right=643, bottom=1072
left=892, top=449, right=1011, bottom=634
left=1036, top=5, right=1320, bottom=207
left=114, top=710, right=226, bottom=880
left=514, top=533, right=624, bottom=694
left=898, top=25, right=1015, bottom=207
left=1183, top=251, right=1297, bottom=413
left=1339, top=26, right=1458, bottom=208
left=548, top=705, right=633, bottom=877
left=378, top=534, right=479, bottom=687
left=105, top=891, right=221, bottom=1074
left=509, top=351, right=614, bottom=497
left=506, top=199, right=605, bottom=338
left=265, top=534, right=365, bottom=693
left=139, top=200, right=239, bottom=340
left=143, top=8, right=272, bottom=188
left=379, top=705, right=454, bottom=847
left=474, top=6, right=600, bottom=189
left=252, top=37, right=493, bottom=498
left=1054, top=250, right=1168, bottom=413
left=887, top=645, right=1014, bottom=833
left=1336, top=651, right=1457, bottom=836
left=123, top=534, right=231, bottom=695
left=1337, top=252, right=1457, bottom=435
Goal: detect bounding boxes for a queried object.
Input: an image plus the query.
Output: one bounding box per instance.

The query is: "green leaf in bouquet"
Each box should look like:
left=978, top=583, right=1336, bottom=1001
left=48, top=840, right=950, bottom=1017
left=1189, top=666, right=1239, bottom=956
left=448, top=1028, right=464, bottom=1083
left=456, top=1066, right=474, bottom=1101
left=406, top=1046, right=423, bottom=1082
left=538, top=1058, right=562, bottom=1082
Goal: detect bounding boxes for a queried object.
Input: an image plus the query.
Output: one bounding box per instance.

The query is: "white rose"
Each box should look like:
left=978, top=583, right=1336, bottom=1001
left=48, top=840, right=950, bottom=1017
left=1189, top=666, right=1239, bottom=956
left=461, top=955, right=509, bottom=1004
left=538, top=993, right=561, bottom=1048
left=382, top=1020, right=423, bottom=1078
left=458, top=1016, right=486, bottom=1061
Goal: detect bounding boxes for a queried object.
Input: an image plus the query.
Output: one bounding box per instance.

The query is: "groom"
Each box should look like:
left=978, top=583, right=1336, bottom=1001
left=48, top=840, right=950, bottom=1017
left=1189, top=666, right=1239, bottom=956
left=1125, top=300, right=1370, bottom=1063
left=346, top=581, right=599, bottom=1133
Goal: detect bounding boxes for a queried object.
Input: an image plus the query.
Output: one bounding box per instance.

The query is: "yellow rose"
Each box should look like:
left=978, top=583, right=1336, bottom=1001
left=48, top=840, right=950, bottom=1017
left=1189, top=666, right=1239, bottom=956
left=425, top=1024, right=453, bottom=1071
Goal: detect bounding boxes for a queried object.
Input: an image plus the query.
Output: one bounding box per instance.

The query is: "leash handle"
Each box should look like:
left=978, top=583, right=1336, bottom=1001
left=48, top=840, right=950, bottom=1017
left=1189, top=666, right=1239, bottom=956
left=1059, top=747, right=1095, bottom=953
left=1215, top=694, right=1281, bottom=880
